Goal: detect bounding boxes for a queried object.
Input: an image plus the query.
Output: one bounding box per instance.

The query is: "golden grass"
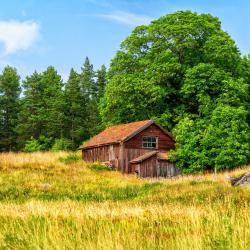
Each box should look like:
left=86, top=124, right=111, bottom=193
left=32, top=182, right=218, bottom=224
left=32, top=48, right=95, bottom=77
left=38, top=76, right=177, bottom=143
left=0, top=152, right=249, bottom=249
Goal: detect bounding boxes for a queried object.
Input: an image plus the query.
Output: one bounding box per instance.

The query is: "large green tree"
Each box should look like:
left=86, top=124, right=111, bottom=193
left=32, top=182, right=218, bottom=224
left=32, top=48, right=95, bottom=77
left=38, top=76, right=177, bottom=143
left=0, top=66, right=21, bottom=151
left=100, top=11, right=250, bottom=171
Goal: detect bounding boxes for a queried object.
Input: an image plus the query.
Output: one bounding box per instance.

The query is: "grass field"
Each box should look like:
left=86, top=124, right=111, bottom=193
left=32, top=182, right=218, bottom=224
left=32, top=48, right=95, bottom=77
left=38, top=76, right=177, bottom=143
left=0, top=152, right=249, bottom=250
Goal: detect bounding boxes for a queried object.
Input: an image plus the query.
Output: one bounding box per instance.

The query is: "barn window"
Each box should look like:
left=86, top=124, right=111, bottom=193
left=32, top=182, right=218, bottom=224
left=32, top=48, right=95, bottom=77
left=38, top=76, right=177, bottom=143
left=142, top=136, right=157, bottom=148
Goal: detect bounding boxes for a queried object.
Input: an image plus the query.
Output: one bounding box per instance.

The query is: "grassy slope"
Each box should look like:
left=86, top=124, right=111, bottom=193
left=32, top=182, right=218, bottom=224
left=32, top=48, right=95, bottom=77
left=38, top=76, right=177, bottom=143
left=0, top=152, right=249, bottom=250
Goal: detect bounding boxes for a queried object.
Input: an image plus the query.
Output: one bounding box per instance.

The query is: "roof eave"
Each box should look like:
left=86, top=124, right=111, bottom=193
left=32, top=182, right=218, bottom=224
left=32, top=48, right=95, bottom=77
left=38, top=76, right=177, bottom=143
left=79, top=141, right=121, bottom=150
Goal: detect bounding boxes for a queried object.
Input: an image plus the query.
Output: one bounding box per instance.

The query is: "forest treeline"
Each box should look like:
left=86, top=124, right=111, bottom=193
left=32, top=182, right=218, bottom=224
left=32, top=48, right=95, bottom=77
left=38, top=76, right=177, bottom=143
left=0, top=57, right=106, bottom=152
left=0, top=11, right=249, bottom=172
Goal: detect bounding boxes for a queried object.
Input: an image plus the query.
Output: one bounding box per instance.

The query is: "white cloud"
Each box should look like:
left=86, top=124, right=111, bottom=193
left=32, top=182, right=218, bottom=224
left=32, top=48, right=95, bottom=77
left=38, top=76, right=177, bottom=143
left=0, top=20, right=39, bottom=55
left=98, top=11, right=153, bottom=26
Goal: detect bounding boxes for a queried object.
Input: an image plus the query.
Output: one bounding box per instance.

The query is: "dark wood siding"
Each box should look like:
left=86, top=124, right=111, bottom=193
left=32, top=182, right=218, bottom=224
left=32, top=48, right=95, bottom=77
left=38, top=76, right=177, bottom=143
left=124, top=124, right=175, bottom=150
left=131, top=159, right=180, bottom=178
left=130, top=155, right=157, bottom=178
left=123, top=148, right=151, bottom=173
left=157, top=161, right=181, bottom=177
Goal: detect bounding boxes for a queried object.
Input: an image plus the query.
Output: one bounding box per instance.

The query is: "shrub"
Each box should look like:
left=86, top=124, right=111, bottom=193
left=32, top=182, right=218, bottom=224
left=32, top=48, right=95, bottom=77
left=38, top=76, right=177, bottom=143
left=23, top=136, right=53, bottom=152
left=59, top=153, right=81, bottom=164
left=88, top=163, right=114, bottom=171
left=52, top=139, right=73, bottom=151
left=23, top=138, right=41, bottom=152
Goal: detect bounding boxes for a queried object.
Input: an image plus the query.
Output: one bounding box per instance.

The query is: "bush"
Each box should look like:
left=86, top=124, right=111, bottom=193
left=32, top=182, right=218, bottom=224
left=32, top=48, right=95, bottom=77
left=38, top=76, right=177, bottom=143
left=88, top=163, right=114, bottom=171
left=23, top=139, right=41, bottom=152
left=23, top=136, right=53, bottom=152
left=59, top=153, right=81, bottom=164
left=52, top=139, right=73, bottom=151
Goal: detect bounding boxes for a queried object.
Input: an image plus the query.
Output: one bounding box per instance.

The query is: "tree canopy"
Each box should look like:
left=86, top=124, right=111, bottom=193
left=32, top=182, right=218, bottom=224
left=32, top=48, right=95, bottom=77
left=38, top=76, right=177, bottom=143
left=100, top=10, right=250, bottom=172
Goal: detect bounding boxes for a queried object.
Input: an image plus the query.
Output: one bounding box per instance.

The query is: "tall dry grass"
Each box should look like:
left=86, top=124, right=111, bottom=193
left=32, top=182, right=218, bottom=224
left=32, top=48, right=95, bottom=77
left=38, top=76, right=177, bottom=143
left=0, top=152, right=249, bottom=249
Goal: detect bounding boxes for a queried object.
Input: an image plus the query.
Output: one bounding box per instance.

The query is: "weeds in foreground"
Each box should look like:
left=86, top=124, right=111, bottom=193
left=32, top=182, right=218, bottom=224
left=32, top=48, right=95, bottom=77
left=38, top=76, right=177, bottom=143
left=0, top=152, right=249, bottom=249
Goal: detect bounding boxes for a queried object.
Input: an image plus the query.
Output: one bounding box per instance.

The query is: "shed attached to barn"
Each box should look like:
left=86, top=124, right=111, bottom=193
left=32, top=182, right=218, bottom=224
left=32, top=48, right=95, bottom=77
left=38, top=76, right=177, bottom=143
left=79, top=120, right=180, bottom=178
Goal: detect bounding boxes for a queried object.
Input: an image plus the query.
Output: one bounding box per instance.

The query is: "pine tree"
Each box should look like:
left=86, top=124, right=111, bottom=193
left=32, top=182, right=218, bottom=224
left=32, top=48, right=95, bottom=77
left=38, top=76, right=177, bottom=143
left=0, top=66, right=21, bottom=151
left=79, top=57, right=100, bottom=136
left=18, top=71, right=43, bottom=145
left=40, top=66, right=64, bottom=138
left=18, top=67, right=64, bottom=149
left=64, top=68, right=87, bottom=148
left=96, top=64, right=107, bottom=100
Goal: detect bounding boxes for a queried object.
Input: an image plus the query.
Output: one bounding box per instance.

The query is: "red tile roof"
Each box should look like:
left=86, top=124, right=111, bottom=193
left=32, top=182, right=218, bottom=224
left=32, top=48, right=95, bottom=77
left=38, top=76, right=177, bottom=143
left=80, top=120, right=153, bottom=149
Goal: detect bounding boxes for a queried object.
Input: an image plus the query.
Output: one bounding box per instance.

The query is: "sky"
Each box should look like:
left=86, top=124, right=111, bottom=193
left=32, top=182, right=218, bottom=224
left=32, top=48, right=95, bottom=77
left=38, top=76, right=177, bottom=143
left=0, top=0, right=250, bottom=81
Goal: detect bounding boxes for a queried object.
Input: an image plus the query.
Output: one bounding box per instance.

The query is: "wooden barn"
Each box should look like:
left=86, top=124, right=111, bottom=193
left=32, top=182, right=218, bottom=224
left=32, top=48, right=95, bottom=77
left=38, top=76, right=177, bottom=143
left=79, top=120, right=180, bottom=178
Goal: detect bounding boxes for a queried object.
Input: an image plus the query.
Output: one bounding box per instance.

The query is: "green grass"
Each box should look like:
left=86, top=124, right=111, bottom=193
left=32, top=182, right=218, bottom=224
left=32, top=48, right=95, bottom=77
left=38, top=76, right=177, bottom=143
left=0, top=152, right=249, bottom=249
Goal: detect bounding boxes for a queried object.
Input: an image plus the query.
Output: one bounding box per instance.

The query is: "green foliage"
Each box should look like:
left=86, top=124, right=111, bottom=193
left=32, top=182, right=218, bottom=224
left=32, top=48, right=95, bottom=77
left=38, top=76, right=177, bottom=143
left=80, top=57, right=102, bottom=136
left=0, top=66, right=21, bottom=151
left=172, top=106, right=250, bottom=173
left=52, top=138, right=73, bottom=151
left=59, top=153, right=81, bottom=164
left=96, top=64, right=107, bottom=100
left=24, top=136, right=53, bottom=152
left=63, top=68, right=87, bottom=148
left=23, top=139, right=42, bottom=153
left=17, top=67, right=64, bottom=148
left=100, top=10, right=250, bottom=172
left=87, top=162, right=114, bottom=171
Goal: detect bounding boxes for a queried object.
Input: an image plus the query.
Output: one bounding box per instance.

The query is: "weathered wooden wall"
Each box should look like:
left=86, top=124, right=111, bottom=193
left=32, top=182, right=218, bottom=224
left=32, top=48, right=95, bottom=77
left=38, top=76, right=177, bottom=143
left=157, top=161, right=181, bottom=177
left=123, top=148, right=150, bottom=173
left=82, top=144, right=122, bottom=170
left=136, top=155, right=158, bottom=177
left=131, top=158, right=180, bottom=178
left=124, top=124, right=175, bottom=150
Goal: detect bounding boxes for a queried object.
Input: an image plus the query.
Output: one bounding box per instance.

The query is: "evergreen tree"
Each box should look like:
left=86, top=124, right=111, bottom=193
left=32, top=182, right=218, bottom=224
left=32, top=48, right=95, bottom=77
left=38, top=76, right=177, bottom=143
left=80, top=57, right=101, bottom=136
left=80, top=57, right=96, bottom=99
left=0, top=66, right=21, bottom=151
left=18, top=71, right=43, bottom=145
left=18, top=67, right=64, bottom=148
left=96, top=64, right=107, bottom=100
left=40, top=66, right=64, bottom=138
left=64, top=68, right=87, bottom=148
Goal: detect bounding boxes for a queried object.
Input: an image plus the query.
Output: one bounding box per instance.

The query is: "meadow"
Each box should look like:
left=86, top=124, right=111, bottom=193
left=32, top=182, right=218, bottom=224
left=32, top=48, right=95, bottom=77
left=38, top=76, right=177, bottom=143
left=0, top=152, right=249, bottom=250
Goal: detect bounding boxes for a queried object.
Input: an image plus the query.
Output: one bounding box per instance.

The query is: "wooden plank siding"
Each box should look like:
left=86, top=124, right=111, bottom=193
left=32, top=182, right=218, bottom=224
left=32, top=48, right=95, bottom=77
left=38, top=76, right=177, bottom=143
left=138, top=155, right=157, bottom=177
left=123, top=124, right=175, bottom=173
left=82, top=144, right=122, bottom=170
left=123, top=148, right=151, bottom=173
left=157, top=160, right=181, bottom=177
left=131, top=158, right=180, bottom=178
left=124, top=124, right=175, bottom=150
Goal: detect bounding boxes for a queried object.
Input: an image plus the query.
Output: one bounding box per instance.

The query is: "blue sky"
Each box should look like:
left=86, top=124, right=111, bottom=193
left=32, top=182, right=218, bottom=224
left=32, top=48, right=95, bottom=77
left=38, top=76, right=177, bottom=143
left=0, top=0, right=250, bottom=80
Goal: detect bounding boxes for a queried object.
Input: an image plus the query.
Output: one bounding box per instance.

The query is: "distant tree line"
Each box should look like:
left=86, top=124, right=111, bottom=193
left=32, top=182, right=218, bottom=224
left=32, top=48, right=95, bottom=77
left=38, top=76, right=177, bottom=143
left=0, top=11, right=249, bottom=173
left=0, top=57, right=106, bottom=151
